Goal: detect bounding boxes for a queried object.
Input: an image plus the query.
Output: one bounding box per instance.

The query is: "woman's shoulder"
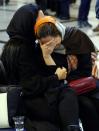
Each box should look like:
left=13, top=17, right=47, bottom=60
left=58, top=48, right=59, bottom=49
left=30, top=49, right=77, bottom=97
left=63, top=27, right=95, bottom=54
left=65, top=27, right=86, bottom=39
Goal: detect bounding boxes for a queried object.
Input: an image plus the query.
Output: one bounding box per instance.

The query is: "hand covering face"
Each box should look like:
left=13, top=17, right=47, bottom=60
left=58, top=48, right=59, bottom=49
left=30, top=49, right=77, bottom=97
left=34, top=15, right=95, bottom=54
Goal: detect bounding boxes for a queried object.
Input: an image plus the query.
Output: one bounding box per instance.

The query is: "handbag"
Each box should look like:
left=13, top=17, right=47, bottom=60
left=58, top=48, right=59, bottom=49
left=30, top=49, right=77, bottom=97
left=0, top=60, right=23, bottom=128
left=68, top=77, right=96, bottom=95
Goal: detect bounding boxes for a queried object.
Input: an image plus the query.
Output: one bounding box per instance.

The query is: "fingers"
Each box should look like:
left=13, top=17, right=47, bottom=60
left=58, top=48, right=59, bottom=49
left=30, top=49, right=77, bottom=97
left=62, top=67, right=67, bottom=72
left=62, top=67, right=67, bottom=78
left=45, top=39, right=55, bottom=46
left=91, top=52, right=97, bottom=58
left=55, top=67, right=67, bottom=80
left=91, top=52, right=97, bottom=56
left=41, top=43, right=54, bottom=51
left=41, top=39, right=56, bottom=52
left=91, top=52, right=97, bottom=65
left=40, top=39, right=55, bottom=48
left=54, top=37, right=61, bottom=45
left=37, top=10, right=45, bottom=21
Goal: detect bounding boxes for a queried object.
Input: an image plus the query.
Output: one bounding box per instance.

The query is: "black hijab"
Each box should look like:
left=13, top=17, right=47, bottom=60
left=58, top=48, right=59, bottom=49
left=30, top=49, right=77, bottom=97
left=1, top=4, right=39, bottom=84
left=62, top=27, right=95, bottom=54
left=7, top=4, right=39, bottom=43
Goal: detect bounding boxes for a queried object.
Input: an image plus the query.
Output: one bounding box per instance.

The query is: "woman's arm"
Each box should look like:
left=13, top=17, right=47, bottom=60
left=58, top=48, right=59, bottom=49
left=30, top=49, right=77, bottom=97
left=43, top=55, right=56, bottom=65
left=18, top=44, right=59, bottom=98
left=39, top=39, right=56, bottom=65
left=19, top=44, right=67, bottom=98
left=67, top=54, right=92, bottom=81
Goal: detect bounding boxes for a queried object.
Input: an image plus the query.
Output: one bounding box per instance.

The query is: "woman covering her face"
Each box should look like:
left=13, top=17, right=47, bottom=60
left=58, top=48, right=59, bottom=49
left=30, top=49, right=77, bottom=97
left=35, top=16, right=95, bottom=80
left=34, top=16, right=99, bottom=131
left=1, top=4, right=81, bottom=131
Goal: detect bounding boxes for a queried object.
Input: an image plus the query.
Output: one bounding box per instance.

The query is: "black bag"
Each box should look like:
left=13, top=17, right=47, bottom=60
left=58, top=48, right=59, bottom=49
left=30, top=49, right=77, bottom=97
left=0, top=60, right=23, bottom=128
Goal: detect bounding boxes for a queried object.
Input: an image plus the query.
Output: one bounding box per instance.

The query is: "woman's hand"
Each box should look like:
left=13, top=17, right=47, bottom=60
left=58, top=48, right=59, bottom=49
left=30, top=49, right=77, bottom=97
left=55, top=67, right=67, bottom=80
left=91, top=52, right=97, bottom=65
left=40, top=39, right=56, bottom=57
left=39, top=39, right=56, bottom=65
left=67, top=55, right=78, bottom=72
left=54, top=36, right=61, bottom=48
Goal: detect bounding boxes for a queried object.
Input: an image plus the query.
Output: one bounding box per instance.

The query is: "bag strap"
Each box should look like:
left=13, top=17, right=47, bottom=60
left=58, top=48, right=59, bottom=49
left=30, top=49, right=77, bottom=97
left=0, top=60, right=7, bottom=81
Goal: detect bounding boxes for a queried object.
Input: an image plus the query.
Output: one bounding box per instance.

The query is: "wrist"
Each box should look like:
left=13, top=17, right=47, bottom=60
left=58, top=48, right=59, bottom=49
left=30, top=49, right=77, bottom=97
left=43, top=54, right=51, bottom=59
left=43, top=55, right=56, bottom=65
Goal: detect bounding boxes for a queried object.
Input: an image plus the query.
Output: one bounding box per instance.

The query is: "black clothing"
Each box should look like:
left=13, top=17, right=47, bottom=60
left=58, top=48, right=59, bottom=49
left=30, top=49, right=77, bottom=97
left=67, top=54, right=92, bottom=81
left=78, top=95, right=99, bottom=131
left=47, top=0, right=58, bottom=12
left=96, top=0, right=99, bottom=19
left=5, top=0, right=9, bottom=5
left=1, top=36, right=92, bottom=131
left=78, top=0, right=91, bottom=21
left=1, top=6, right=95, bottom=130
left=62, top=28, right=99, bottom=131
left=7, top=4, right=39, bottom=43
left=1, top=39, right=79, bottom=130
left=63, top=27, right=95, bottom=54
left=25, top=119, right=59, bottom=131
left=35, top=0, right=47, bottom=11
left=63, top=27, right=95, bottom=80
left=58, top=0, right=70, bottom=19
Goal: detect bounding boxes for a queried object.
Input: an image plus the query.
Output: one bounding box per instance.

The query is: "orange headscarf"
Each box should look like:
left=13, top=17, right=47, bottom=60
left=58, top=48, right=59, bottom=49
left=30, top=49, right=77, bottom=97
left=34, top=16, right=56, bottom=34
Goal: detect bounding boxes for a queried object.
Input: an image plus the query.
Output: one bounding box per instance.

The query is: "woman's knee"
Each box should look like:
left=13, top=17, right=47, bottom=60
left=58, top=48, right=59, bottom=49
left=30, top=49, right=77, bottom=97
left=59, top=88, right=78, bottom=110
left=62, top=88, right=77, bottom=101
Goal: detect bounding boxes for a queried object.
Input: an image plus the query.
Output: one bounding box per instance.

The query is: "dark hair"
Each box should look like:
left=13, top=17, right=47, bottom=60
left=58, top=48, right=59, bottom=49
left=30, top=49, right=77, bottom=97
left=1, top=38, right=25, bottom=84
left=36, top=23, right=62, bottom=39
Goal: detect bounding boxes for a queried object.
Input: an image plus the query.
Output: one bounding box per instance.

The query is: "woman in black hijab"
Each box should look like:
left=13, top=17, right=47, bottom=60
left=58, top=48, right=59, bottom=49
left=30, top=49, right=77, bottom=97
left=1, top=4, right=39, bottom=85
left=7, top=4, right=38, bottom=42
left=1, top=4, right=81, bottom=131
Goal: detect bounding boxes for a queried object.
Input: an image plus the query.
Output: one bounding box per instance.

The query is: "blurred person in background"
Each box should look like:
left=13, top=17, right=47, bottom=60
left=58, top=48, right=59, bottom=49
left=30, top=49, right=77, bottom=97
left=47, top=0, right=57, bottom=12
left=35, top=0, right=57, bottom=16
left=5, top=0, right=10, bottom=5
left=0, top=0, right=9, bottom=5
left=93, top=0, right=99, bottom=32
left=78, top=0, right=92, bottom=28
left=70, top=0, right=76, bottom=4
left=96, top=0, right=99, bottom=19
left=35, top=0, right=47, bottom=12
left=57, top=0, right=92, bottom=28
left=57, top=0, right=70, bottom=20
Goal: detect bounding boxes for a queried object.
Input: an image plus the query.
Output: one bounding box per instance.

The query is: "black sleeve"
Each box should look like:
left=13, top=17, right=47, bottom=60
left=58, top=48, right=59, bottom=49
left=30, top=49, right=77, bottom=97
left=19, top=45, right=59, bottom=98
left=67, top=54, right=92, bottom=81
left=63, top=27, right=95, bottom=54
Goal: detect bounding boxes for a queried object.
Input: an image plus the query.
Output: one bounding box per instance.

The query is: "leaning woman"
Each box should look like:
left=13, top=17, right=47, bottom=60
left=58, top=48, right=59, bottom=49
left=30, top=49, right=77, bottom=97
left=34, top=15, right=99, bottom=131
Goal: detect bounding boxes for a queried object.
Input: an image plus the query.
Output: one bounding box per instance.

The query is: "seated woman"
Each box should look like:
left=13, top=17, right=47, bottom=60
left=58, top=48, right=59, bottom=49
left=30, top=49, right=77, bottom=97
left=34, top=15, right=99, bottom=131
left=34, top=15, right=95, bottom=80
left=1, top=4, right=81, bottom=131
